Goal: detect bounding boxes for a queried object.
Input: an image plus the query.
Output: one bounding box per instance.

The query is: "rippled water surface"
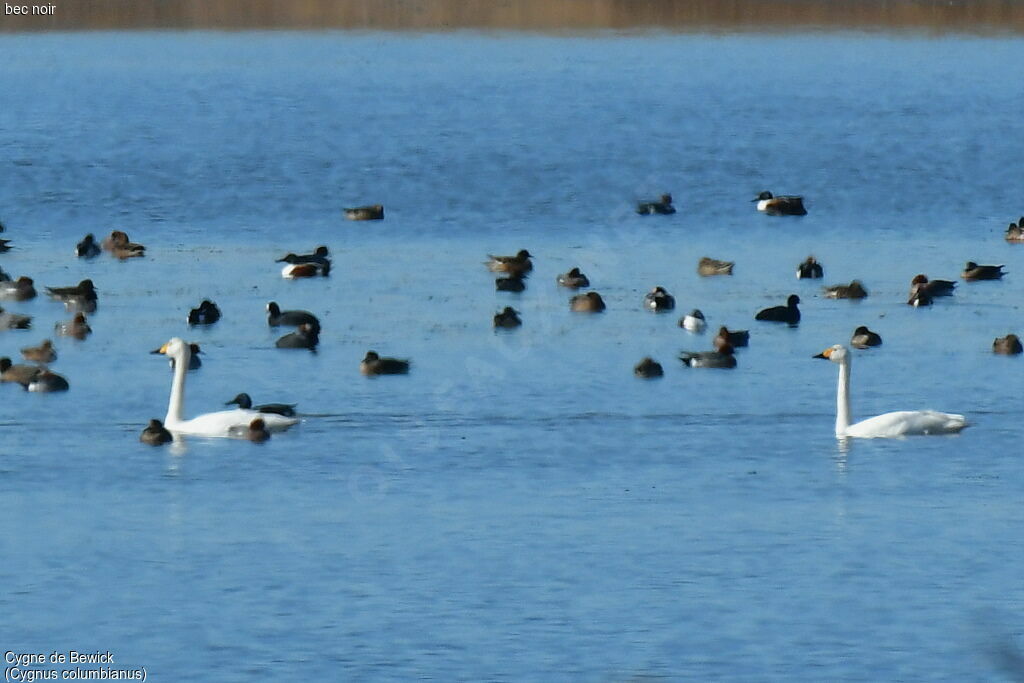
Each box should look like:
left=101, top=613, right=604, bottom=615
left=1, top=32, right=1023, bottom=681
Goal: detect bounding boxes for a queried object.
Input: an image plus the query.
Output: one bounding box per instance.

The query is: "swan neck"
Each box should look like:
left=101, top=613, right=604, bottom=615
left=835, top=355, right=851, bottom=437
left=167, top=346, right=188, bottom=425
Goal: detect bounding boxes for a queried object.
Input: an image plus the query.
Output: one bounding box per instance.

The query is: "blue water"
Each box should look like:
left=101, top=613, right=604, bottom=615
left=1, top=31, right=1023, bottom=681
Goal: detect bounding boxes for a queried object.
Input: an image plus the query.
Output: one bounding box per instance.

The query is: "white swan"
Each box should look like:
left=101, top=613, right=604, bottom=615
left=153, top=338, right=298, bottom=437
left=814, top=344, right=968, bottom=438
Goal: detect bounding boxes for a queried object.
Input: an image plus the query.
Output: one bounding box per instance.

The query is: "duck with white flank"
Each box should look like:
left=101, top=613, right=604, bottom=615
left=0, top=277, right=36, bottom=301
left=636, top=193, right=675, bottom=215
left=753, top=191, right=807, bottom=216
left=851, top=326, right=882, bottom=349
left=796, top=256, right=823, bottom=279
left=643, top=286, right=675, bottom=312
left=679, top=309, right=706, bottom=333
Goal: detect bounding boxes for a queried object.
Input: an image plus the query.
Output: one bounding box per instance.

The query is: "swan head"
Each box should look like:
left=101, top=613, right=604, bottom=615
left=152, top=337, right=188, bottom=360
left=813, top=344, right=848, bottom=363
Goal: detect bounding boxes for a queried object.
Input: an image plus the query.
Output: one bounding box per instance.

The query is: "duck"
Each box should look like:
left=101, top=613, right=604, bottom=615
left=755, top=294, right=800, bottom=325
left=813, top=344, right=967, bottom=438
left=643, top=286, right=675, bottom=312
left=570, top=291, right=606, bottom=313
left=187, top=299, right=221, bottom=326
left=679, top=344, right=737, bottom=369
left=493, top=306, right=522, bottom=329
left=753, top=191, right=807, bottom=216
left=634, top=357, right=664, bottom=378
left=101, top=230, right=145, bottom=258
left=266, top=302, right=319, bottom=329
left=26, top=369, right=69, bottom=393
left=46, top=279, right=97, bottom=304
left=0, top=238, right=12, bottom=253
left=54, top=313, right=91, bottom=339
left=907, top=286, right=933, bottom=307
left=343, top=204, right=384, bottom=221
left=636, top=193, right=676, bottom=215
left=224, top=393, right=297, bottom=417
left=228, top=418, right=271, bottom=442
left=75, top=233, right=101, bottom=258
left=275, top=323, right=319, bottom=350
left=0, top=306, right=31, bottom=330
left=697, top=257, right=734, bottom=277
left=993, top=334, right=1023, bottom=355
left=556, top=267, right=590, bottom=288
left=0, top=277, right=36, bottom=301
left=0, top=357, right=40, bottom=385
left=1006, top=222, right=1024, bottom=243
left=796, top=256, right=824, bottom=279
left=850, top=326, right=883, bottom=349
left=962, top=262, right=1005, bottom=281
left=140, top=419, right=173, bottom=445
left=909, top=274, right=956, bottom=300
left=823, top=280, right=868, bottom=299
left=277, top=252, right=330, bottom=278
left=679, top=309, right=706, bottom=333
left=151, top=338, right=298, bottom=437
left=21, top=339, right=56, bottom=364
left=279, top=246, right=330, bottom=266
left=713, top=326, right=749, bottom=350
left=361, top=351, right=410, bottom=375
left=485, top=250, right=533, bottom=276
left=495, top=274, right=526, bottom=292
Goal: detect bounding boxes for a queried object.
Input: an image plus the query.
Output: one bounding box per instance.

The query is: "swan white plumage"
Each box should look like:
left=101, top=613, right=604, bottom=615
left=814, top=344, right=968, bottom=439
left=153, top=338, right=298, bottom=437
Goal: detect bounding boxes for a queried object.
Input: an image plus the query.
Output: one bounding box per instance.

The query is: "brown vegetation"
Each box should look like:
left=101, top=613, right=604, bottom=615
left=4, top=0, right=1024, bottom=33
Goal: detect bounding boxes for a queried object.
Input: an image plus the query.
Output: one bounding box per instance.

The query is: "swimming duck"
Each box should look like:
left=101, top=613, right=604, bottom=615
left=679, top=309, right=706, bottom=333
left=796, top=256, right=824, bottom=279
left=634, top=357, right=664, bottom=378
left=277, top=253, right=330, bottom=278
left=850, top=326, right=883, bottom=349
left=486, top=250, right=533, bottom=276
left=0, top=277, right=36, bottom=301
left=140, top=419, right=173, bottom=446
left=908, top=274, right=956, bottom=301
left=643, top=286, right=675, bottom=312
left=636, top=193, right=676, bottom=215
left=823, top=280, right=868, bottom=299
left=556, top=267, right=590, bottom=288
left=493, top=307, right=522, bottom=329
left=26, top=369, right=69, bottom=393
left=266, top=302, right=320, bottom=329
left=152, top=338, right=298, bottom=437
left=570, top=291, right=606, bottom=313
left=361, top=351, right=410, bottom=375
left=697, top=257, right=734, bottom=277
left=962, top=262, right=1005, bottom=281
left=679, top=344, right=737, bottom=369
left=101, top=230, right=145, bottom=258
left=75, top=233, right=101, bottom=258
left=0, top=357, right=39, bottom=385
left=993, top=334, right=1023, bottom=355
left=814, top=345, right=966, bottom=438
left=224, top=393, right=297, bottom=417
left=21, top=339, right=56, bottom=364
left=755, top=294, right=801, bottom=325
left=280, top=246, right=331, bottom=266
left=0, top=238, right=11, bottom=253
left=1006, top=222, right=1024, bottom=243
left=713, top=326, right=749, bottom=349
left=495, top=274, right=526, bottom=292
left=753, top=191, right=807, bottom=216
left=187, top=299, right=221, bottom=326
left=0, top=306, right=31, bottom=330
left=166, top=343, right=202, bottom=371
left=54, top=313, right=91, bottom=340
left=344, top=204, right=384, bottom=221
left=45, top=279, right=98, bottom=312
left=228, top=418, right=272, bottom=442
left=275, top=323, right=319, bottom=350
